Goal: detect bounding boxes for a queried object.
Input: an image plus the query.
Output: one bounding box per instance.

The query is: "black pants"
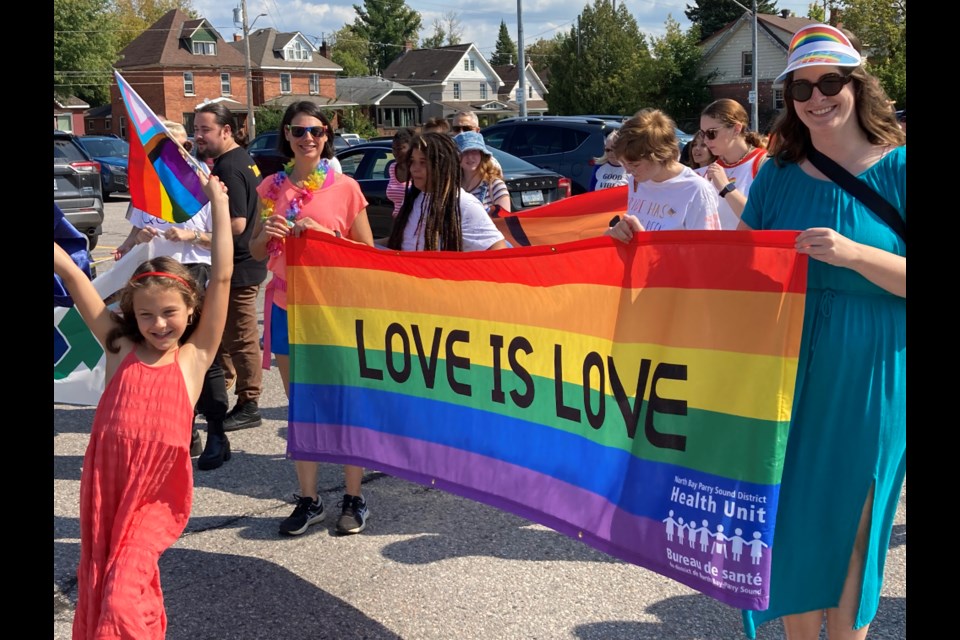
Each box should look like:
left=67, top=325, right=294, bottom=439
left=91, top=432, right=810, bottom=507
left=186, top=263, right=229, bottom=434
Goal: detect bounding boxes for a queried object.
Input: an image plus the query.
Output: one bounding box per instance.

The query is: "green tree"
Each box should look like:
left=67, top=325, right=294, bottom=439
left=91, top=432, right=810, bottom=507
left=547, top=1, right=652, bottom=115
left=806, top=2, right=826, bottom=21
left=337, top=107, right=379, bottom=138
left=685, top=0, right=780, bottom=40
left=112, top=0, right=196, bottom=51
left=490, top=20, right=518, bottom=65
left=330, top=25, right=373, bottom=76
left=254, top=106, right=286, bottom=134
left=524, top=35, right=562, bottom=71
left=647, top=17, right=714, bottom=129
left=352, top=0, right=423, bottom=74
left=833, top=0, right=906, bottom=107
left=54, top=0, right=120, bottom=105
left=421, top=21, right=447, bottom=49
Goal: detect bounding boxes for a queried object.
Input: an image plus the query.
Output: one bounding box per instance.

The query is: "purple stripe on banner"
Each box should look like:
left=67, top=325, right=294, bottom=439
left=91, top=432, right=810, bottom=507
left=289, top=421, right=771, bottom=610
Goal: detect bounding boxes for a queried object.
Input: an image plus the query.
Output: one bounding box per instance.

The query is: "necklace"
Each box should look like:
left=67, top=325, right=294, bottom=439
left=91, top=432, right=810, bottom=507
left=260, top=159, right=334, bottom=257
left=723, top=145, right=753, bottom=166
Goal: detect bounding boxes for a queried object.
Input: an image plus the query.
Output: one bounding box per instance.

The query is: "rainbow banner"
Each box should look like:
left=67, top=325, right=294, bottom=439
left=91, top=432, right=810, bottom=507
left=115, top=70, right=208, bottom=222
left=286, top=231, right=807, bottom=610
left=493, top=186, right=627, bottom=246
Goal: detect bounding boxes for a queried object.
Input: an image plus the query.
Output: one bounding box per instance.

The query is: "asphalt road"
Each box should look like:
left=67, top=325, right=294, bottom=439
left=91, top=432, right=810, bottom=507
left=53, top=194, right=906, bottom=639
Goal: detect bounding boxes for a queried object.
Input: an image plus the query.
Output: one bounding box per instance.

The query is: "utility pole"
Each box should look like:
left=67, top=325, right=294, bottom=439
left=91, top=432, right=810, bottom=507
left=516, top=1, right=527, bottom=117
left=240, top=0, right=257, bottom=139
left=727, top=0, right=759, bottom=132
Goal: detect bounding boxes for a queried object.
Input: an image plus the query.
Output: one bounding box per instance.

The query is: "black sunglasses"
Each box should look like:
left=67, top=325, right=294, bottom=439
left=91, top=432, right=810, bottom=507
left=450, top=125, right=475, bottom=133
left=787, top=73, right=853, bottom=102
left=697, top=125, right=730, bottom=141
left=286, top=124, right=328, bottom=138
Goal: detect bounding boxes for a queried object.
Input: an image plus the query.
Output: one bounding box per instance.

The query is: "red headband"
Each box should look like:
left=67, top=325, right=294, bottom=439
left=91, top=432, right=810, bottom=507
left=131, top=271, right=192, bottom=288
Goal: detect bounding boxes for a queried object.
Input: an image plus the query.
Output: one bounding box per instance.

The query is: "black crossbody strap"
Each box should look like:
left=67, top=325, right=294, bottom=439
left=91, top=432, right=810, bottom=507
left=807, top=147, right=905, bottom=242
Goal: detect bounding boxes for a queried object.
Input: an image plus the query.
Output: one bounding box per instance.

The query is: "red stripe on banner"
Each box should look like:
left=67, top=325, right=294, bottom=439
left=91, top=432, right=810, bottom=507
left=290, top=231, right=807, bottom=294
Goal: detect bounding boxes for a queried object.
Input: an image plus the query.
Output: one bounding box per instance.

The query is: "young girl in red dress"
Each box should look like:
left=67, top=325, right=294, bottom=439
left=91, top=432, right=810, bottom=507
left=54, top=173, right=233, bottom=639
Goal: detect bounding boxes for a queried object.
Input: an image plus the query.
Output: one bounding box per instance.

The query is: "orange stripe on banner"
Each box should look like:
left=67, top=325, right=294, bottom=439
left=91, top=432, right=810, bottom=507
left=287, top=266, right=805, bottom=357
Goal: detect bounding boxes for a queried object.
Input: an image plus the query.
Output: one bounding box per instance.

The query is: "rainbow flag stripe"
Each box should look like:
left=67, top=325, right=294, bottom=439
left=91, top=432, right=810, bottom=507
left=788, top=25, right=850, bottom=51
left=286, top=231, right=807, bottom=610
left=493, top=186, right=627, bottom=246
left=115, top=70, right=207, bottom=222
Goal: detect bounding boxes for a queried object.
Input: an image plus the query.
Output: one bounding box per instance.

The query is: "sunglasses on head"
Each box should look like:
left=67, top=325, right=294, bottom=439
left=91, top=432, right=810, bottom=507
left=450, top=125, right=474, bottom=133
left=787, top=73, right=853, bottom=102
left=697, top=125, right=730, bottom=141
left=286, top=124, right=328, bottom=138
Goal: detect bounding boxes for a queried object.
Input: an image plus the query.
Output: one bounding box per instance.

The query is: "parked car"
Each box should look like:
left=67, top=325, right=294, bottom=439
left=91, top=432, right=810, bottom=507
left=481, top=116, right=622, bottom=195
left=77, top=135, right=129, bottom=198
left=247, top=130, right=352, bottom=177
left=335, top=141, right=571, bottom=238
left=54, top=131, right=105, bottom=250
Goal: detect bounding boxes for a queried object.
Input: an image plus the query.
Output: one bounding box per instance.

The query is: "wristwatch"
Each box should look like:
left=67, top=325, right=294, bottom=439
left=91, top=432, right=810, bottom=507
left=719, top=182, right=737, bottom=198
left=192, top=229, right=202, bottom=244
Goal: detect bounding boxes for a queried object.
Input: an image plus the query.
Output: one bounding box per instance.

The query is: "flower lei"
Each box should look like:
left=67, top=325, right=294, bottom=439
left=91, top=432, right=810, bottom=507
left=260, top=158, right=334, bottom=257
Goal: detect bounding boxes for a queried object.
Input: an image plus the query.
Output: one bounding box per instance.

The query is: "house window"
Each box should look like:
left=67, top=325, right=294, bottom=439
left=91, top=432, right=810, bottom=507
left=221, top=73, right=231, bottom=96
left=86, top=119, right=95, bottom=131
left=119, top=116, right=127, bottom=139
left=480, top=83, right=487, bottom=99
left=774, top=88, right=785, bottom=110
left=280, top=73, right=291, bottom=94
left=453, top=82, right=461, bottom=99
left=464, top=60, right=469, bottom=71
left=192, top=41, right=216, bottom=56
left=183, top=72, right=195, bottom=95
left=286, top=40, right=310, bottom=61
left=379, top=107, right=417, bottom=128
left=470, top=60, right=476, bottom=71
left=55, top=114, right=72, bottom=132
left=105, top=117, right=111, bottom=131
left=309, top=73, right=319, bottom=95
left=742, top=51, right=753, bottom=77
left=528, top=85, right=533, bottom=99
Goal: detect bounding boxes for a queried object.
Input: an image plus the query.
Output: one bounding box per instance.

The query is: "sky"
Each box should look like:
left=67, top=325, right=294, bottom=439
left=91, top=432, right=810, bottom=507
left=192, top=0, right=818, bottom=64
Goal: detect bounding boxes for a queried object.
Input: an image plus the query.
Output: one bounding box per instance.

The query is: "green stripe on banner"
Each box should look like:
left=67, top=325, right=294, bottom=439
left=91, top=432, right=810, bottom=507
left=290, top=343, right=787, bottom=484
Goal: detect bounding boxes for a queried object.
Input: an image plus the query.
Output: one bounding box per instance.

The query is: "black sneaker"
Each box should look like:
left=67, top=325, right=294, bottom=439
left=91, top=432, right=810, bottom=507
left=279, top=495, right=325, bottom=536
left=190, top=427, right=203, bottom=458
left=222, top=401, right=262, bottom=432
left=336, top=494, right=369, bottom=535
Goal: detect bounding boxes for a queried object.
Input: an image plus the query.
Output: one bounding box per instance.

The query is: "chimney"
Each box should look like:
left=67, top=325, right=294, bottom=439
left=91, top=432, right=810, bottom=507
left=319, top=39, right=330, bottom=59
left=404, top=40, right=415, bottom=53
left=780, top=9, right=791, bottom=18
left=234, top=33, right=243, bottom=42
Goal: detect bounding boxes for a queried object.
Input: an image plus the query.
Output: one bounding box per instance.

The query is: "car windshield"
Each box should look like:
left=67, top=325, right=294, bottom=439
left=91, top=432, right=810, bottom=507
left=489, top=147, right=544, bottom=173
left=81, top=138, right=129, bottom=158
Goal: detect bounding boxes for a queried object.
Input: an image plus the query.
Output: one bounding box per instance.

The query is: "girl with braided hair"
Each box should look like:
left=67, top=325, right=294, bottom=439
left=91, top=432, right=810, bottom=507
left=387, top=132, right=506, bottom=252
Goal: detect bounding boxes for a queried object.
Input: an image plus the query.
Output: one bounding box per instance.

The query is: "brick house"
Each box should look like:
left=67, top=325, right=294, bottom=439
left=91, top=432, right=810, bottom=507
left=54, top=96, right=90, bottom=134
left=699, top=11, right=818, bottom=132
left=111, top=9, right=340, bottom=140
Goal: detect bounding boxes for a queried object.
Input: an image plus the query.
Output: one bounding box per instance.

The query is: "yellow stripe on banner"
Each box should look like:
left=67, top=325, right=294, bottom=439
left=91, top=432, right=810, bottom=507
left=287, top=266, right=805, bottom=358
left=292, top=305, right=798, bottom=422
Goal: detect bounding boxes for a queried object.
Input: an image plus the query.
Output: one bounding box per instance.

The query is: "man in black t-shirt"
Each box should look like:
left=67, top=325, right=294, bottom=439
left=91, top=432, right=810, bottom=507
left=194, top=104, right=266, bottom=455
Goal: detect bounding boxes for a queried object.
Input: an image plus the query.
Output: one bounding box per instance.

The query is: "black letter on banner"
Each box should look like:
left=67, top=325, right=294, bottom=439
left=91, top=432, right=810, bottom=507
left=582, top=352, right=606, bottom=429
left=608, top=357, right=651, bottom=440
left=508, top=336, right=534, bottom=408
left=412, top=325, right=442, bottom=389
left=490, top=334, right=505, bottom=404
left=385, top=323, right=411, bottom=383
left=554, top=344, right=580, bottom=422
left=356, top=319, right=383, bottom=380
left=646, top=363, right=688, bottom=451
left=445, top=330, right=472, bottom=396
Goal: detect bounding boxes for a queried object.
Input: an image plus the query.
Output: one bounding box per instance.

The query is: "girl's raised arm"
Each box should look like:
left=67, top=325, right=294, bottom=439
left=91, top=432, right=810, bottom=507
left=54, top=243, right=115, bottom=347
left=187, top=175, right=234, bottom=367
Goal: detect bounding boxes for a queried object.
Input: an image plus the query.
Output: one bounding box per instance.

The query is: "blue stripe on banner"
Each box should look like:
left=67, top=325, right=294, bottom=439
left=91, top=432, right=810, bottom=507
left=289, top=382, right=779, bottom=541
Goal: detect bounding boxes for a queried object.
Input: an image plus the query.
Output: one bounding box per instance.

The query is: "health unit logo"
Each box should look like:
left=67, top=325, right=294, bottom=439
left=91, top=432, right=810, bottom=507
left=54, top=307, right=104, bottom=379
left=663, top=474, right=772, bottom=597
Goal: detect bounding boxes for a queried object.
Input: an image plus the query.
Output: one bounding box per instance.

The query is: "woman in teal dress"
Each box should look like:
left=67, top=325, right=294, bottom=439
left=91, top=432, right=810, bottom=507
left=737, top=24, right=905, bottom=639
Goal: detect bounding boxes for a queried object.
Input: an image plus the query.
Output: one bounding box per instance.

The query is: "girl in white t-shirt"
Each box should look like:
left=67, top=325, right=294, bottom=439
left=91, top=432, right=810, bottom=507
left=387, top=132, right=506, bottom=252
left=606, top=109, right=720, bottom=241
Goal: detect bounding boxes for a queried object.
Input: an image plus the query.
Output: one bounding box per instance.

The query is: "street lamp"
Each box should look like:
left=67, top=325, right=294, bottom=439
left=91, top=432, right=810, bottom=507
left=726, top=0, right=759, bottom=132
